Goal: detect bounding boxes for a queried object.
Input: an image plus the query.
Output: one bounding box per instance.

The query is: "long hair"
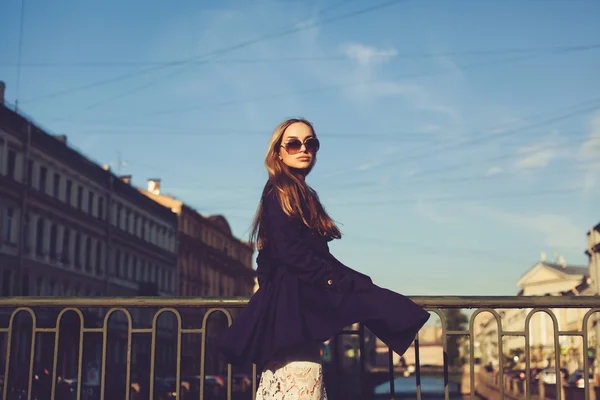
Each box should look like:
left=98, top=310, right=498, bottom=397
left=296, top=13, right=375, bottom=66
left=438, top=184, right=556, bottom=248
left=250, top=118, right=342, bottom=249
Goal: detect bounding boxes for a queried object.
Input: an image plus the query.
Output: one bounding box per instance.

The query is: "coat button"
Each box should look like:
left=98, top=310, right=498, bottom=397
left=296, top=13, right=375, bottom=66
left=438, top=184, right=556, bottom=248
left=327, top=279, right=333, bottom=285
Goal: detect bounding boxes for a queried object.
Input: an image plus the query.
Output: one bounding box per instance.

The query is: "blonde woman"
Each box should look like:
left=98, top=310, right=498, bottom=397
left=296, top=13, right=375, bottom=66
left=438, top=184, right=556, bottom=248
left=218, top=118, right=429, bottom=399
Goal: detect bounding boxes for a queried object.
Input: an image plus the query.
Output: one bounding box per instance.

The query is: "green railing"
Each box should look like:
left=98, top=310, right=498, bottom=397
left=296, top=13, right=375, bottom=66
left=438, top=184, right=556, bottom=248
left=1, top=296, right=599, bottom=400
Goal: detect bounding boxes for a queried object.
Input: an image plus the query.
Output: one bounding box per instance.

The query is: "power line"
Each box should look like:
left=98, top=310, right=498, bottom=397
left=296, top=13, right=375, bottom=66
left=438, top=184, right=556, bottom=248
left=351, top=234, right=524, bottom=264
left=368, top=98, right=600, bottom=173
left=406, top=136, right=592, bottom=179
left=330, top=186, right=592, bottom=207
left=14, top=0, right=26, bottom=110
left=68, top=45, right=599, bottom=124
left=22, top=0, right=407, bottom=105
left=4, top=44, right=597, bottom=68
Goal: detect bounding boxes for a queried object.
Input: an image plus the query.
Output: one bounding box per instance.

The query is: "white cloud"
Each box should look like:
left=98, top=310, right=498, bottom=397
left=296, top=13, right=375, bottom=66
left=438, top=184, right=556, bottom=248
left=486, top=167, right=503, bottom=177
left=474, top=207, right=584, bottom=252
left=415, top=199, right=455, bottom=225
left=418, top=124, right=441, bottom=133
left=515, top=143, right=557, bottom=169
left=380, top=174, right=391, bottom=186
left=340, top=43, right=397, bottom=66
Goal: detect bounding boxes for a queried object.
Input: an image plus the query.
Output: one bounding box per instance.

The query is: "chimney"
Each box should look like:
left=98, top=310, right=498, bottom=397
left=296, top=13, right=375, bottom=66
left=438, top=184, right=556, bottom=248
left=148, top=179, right=161, bottom=195
left=101, top=164, right=111, bottom=171
left=0, top=81, right=5, bottom=106
left=54, top=135, right=67, bottom=144
left=559, top=256, right=566, bottom=268
left=120, top=175, right=132, bottom=185
left=540, top=251, right=546, bottom=262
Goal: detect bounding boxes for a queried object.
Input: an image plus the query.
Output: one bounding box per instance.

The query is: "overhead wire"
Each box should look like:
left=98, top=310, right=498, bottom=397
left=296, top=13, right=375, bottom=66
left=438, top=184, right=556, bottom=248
left=65, top=44, right=600, bottom=124
left=3, top=44, right=597, bottom=68
left=21, top=0, right=408, bottom=105
left=14, top=0, right=26, bottom=110
left=363, top=97, right=600, bottom=173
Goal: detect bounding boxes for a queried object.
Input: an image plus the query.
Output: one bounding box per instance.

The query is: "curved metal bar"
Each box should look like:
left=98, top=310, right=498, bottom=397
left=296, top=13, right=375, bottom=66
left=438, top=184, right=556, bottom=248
left=470, top=308, right=504, bottom=399
left=424, top=308, right=449, bottom=400
left=524, top=308, right=562, bottom=400
left=581, top=308, right=600, bottom=400
left=468, top=308, right=502, bottom=400
left=49, top=307, right=85, bottom=400
left=100, top=307, right=133, bottom=400
left=2, top=307, right=37, bottom=400
left=149, top=307, right=183, bottom=400
left=201, top=307, right=233, bottom=400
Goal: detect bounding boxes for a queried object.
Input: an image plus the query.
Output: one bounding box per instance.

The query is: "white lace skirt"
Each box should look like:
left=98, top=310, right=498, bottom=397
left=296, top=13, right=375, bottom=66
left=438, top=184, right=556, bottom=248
left=256, top=342, right=327, bottom=400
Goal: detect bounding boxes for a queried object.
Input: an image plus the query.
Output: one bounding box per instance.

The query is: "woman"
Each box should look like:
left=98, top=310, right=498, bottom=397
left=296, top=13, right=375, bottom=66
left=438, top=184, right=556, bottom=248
left=218, top=118, right=430, bottom=399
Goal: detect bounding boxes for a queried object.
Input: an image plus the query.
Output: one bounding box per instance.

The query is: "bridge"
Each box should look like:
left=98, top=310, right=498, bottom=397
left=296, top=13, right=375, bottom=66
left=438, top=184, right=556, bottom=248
left=1, top=296, right=599, bottom=399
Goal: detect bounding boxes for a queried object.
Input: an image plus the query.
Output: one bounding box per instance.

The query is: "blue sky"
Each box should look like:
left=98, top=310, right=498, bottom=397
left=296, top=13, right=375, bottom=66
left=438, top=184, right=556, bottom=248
left=1, top=0, right=599, bottom=296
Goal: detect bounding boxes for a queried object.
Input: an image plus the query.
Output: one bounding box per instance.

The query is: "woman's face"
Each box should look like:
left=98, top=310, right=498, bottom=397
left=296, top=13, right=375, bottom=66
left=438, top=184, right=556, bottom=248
left=278, top=122, right=320, bottom=171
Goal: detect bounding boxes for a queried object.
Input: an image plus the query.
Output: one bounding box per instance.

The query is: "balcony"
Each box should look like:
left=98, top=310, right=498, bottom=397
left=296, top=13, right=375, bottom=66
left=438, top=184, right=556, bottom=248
left=1, top=296, right=599, bottom=399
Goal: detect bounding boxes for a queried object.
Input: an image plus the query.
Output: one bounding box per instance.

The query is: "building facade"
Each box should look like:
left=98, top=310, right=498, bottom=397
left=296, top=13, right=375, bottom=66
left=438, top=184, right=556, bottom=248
left=140, top=179, right=255, bottom=374
left=585, top=223, right=600, bottom=295
left=0, top=96, right=178, bottom=381
left=476, top=249, right=600, bottom=375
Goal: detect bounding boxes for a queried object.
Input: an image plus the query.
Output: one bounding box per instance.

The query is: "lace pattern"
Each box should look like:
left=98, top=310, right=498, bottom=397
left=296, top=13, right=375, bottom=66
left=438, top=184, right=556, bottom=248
left=256, top=343, right=327, bottom=399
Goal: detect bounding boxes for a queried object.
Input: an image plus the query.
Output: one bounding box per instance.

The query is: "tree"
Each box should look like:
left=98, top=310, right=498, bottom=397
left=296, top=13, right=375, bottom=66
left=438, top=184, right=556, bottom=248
left=441, top=309, right=468, bottom=366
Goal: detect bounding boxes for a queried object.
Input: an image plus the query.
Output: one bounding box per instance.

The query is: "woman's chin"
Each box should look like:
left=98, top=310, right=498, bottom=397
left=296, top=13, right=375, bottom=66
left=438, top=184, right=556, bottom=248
left=290, top=166, right=311, bottom=175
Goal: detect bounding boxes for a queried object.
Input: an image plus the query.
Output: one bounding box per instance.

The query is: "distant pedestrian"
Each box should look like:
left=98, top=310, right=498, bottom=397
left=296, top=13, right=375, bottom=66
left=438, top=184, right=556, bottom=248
left=218, top=118, right=430, bottom=399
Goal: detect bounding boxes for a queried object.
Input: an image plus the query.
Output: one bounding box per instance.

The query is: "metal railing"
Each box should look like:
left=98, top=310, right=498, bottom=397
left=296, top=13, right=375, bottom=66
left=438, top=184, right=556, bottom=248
left=1, top=296, right=599, bottom=400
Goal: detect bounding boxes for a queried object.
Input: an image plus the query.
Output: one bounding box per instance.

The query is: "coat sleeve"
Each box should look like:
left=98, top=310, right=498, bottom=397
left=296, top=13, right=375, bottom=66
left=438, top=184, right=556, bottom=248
left=263, top=190, right=342, bottom=289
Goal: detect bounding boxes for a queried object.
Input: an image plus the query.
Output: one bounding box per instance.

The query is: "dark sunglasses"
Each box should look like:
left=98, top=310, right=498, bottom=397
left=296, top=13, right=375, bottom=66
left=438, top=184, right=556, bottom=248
left=281, top=137, right=320, bottom=155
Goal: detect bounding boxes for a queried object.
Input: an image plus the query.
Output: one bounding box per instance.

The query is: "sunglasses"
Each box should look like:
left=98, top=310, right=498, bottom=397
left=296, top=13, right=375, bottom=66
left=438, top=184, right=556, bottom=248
left=281, top=137, right=320, bottom=155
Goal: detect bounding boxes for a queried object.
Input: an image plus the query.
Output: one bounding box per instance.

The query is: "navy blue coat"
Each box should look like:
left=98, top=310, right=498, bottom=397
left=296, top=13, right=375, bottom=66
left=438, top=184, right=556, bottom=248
left=217, top=183, right=430, bottom=368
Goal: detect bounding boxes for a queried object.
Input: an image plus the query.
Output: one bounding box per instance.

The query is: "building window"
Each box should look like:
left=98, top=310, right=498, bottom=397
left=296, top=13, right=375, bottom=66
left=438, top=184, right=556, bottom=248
left=126, top=209, right=131, bottom=233
left=115, top=250, right=121, bottom=277
left=141, top=218, right=146, bottom=240
left=1, top=270, right=12, bottom=296
left=124, top=253, right=130, bottom=279
left=53, top=173, right=60, bottom=197
left=133, top=214, right=139, bottom=236
left=7, top=149, right=17, bottom=180
left=85, top=237, right=92, bottom=272
left=1, top=207, right=14, bottom=243
left=98, top=197, right=104, bottom=220
left=27, top=159, right=34, bottom=186
left=21, top=272, right=29, bottom=296
left=88, top=191, right=94, bottom=216
left=36, top=278, right=42, bottom=296
left=39, top=166, right=47, bottom=193
left=61, top=229, right=70, bottom=264
left=77, top=186, right=83, bottom=209
left=74, top=233, right=81, bottom=268
left=22, top=213, right=30, bottom=250
left=116, top=204, right=122, bottom=228
left=132, top=257, right=138, bottom=280
left=96, top=241, right=103, bottom=275
left=65, top=180, right=72, bottom=205
left=35, top=218, right=44, bottom=256
left=49, top=224, right=58, bottom=261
